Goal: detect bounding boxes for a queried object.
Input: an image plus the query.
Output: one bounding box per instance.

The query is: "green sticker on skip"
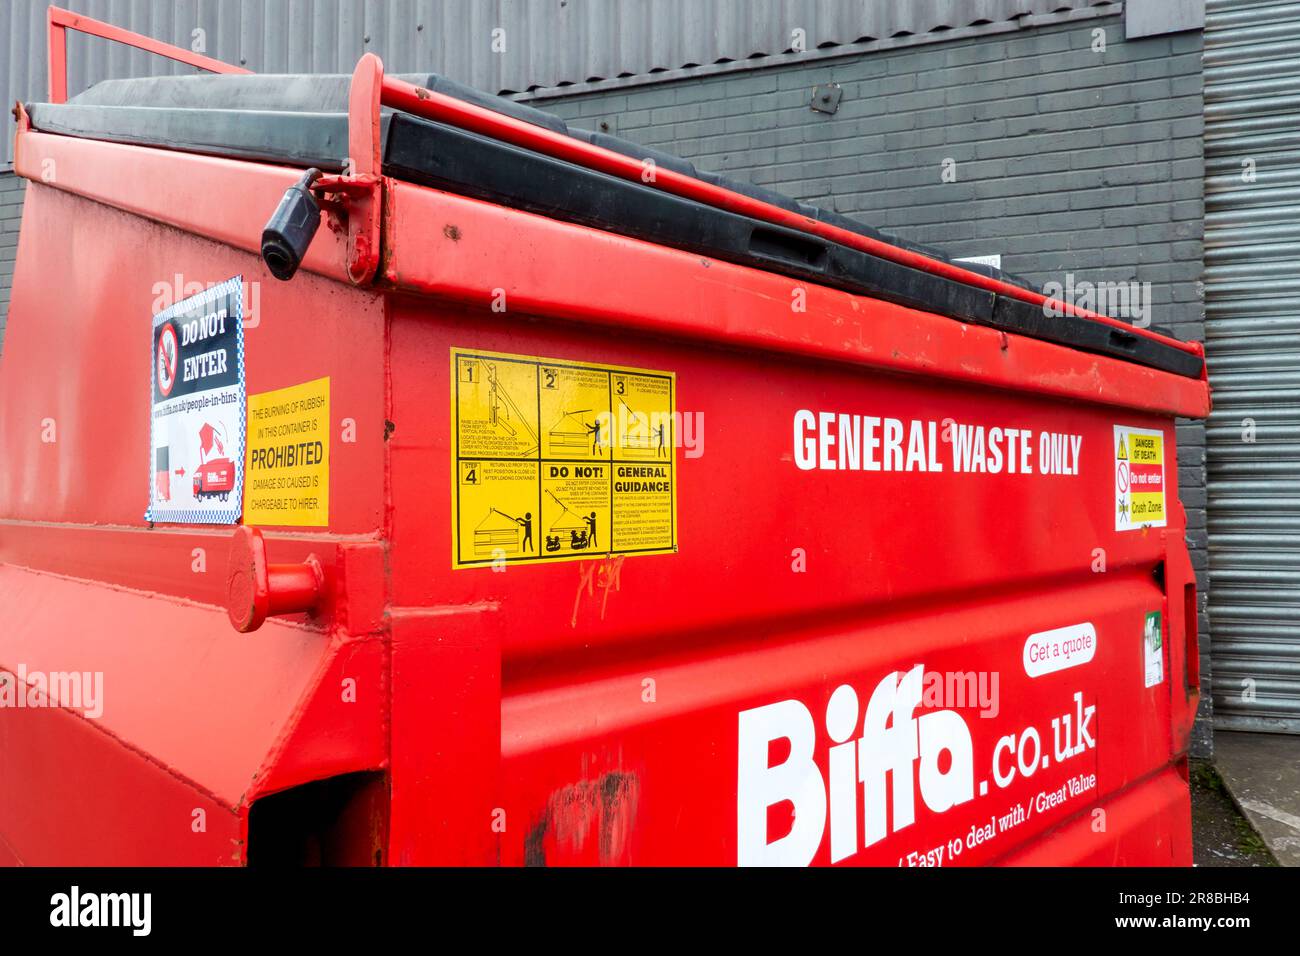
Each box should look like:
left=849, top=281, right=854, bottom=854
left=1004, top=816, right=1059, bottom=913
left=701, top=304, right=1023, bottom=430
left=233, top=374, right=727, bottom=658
left=1144, top=611, right=1163, bottom=688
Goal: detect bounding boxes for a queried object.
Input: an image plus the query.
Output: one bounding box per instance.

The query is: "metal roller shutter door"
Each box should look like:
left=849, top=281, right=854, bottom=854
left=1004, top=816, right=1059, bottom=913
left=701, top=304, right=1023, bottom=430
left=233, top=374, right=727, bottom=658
left=1205, top=0, right=1300, bottom=732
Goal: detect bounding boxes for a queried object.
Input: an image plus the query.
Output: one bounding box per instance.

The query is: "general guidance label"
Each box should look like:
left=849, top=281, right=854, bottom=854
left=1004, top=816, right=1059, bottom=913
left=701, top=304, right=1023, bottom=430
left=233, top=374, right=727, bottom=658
left=1114, top=424, right=1166, bottom=531
left=451, top=348, right=677, bottom=568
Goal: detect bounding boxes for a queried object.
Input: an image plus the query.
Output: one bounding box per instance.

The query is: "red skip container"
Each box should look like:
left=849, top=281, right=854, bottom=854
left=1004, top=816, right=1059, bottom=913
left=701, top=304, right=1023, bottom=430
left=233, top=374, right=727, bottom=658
left=0, top=8, right=1208, bottom=866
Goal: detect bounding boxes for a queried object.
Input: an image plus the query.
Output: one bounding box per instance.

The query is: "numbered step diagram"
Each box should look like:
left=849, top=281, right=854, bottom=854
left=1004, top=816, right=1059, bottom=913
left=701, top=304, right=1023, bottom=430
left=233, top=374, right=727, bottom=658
left=451, top=347, right=677, bottom=568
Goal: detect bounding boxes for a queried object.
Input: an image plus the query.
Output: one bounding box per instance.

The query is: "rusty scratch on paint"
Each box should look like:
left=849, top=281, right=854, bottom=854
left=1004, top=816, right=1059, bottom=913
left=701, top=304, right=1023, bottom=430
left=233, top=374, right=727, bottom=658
left=524, top=771, right=641, bottom=866
left=571, top=554, right=625, bottom=627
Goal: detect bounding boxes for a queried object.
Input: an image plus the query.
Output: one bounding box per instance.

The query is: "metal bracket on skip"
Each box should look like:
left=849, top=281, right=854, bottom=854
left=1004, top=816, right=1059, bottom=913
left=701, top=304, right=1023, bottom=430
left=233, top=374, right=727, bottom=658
left=225, top=526, right=325, bottom=633
left=259, top=54, right=386, bottom=286
left=260, top=166, right=382, bottom=286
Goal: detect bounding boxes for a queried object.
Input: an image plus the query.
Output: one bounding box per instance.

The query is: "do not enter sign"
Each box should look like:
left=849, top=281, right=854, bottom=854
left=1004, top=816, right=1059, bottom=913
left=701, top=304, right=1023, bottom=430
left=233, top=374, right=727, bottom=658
left=146, top=276, right=246, bottom=526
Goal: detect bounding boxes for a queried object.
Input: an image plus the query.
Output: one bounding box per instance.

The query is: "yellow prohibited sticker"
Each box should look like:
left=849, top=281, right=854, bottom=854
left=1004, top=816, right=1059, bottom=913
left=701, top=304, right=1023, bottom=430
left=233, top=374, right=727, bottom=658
left=451, top=347, right=677, bottom=568
left=243, top=376, right=330, bottom=526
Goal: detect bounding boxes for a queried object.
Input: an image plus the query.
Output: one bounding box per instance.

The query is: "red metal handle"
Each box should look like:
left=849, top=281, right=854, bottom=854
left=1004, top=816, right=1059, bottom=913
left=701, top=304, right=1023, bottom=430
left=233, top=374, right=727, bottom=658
left=47, top=5, right=250, bottom=105
left=225, top=526, right=324, bottom=633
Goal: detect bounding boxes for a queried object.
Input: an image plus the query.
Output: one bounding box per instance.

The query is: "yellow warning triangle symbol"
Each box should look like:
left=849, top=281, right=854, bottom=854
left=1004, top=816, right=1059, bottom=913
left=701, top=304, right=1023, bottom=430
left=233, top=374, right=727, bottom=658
left=1117, top=437, right=1128, bottom=460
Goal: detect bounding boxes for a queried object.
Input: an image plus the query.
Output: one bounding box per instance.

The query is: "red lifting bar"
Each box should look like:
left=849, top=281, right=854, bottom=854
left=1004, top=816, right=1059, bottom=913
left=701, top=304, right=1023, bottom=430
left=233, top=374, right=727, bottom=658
left=47, top=5, right=250, bottom=105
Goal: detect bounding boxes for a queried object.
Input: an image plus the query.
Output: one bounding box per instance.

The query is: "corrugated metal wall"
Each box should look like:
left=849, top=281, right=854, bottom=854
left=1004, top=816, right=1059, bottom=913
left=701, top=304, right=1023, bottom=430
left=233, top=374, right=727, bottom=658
left=1205, top=0, right=1300, bottom=733
left=2, top=0, right=1118, bottom=166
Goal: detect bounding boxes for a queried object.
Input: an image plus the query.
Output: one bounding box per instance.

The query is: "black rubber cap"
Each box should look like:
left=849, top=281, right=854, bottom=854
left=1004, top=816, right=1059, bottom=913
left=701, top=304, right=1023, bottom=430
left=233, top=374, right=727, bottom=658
left=261, top=169, right=322, bottom=281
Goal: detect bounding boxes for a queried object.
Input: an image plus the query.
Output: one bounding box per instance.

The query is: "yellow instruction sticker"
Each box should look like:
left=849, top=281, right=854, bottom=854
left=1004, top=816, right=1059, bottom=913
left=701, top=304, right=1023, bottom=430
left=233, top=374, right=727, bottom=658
left=243, top=376, right=330, bottom=526
left=452, top=348, right=677, bottom=568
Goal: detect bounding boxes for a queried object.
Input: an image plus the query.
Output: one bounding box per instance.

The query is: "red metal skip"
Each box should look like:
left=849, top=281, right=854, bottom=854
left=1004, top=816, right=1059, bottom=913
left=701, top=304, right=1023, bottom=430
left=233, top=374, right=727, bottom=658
left=0, top=8, right=1206, bottom=866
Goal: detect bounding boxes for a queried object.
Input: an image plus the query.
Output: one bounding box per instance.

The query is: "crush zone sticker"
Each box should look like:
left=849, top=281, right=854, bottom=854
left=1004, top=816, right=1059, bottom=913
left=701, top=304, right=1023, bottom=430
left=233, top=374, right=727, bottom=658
left=451, top=347, right=677, bottom=568
left=146, top=276, right=245, bottom=525
left=1114, top=424, right=1166, bottom=532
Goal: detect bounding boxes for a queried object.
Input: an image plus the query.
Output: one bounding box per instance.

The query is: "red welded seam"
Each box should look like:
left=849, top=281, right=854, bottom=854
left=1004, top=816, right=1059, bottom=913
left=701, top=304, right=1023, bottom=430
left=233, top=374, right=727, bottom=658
left=0, top=662, right=239, bottom=814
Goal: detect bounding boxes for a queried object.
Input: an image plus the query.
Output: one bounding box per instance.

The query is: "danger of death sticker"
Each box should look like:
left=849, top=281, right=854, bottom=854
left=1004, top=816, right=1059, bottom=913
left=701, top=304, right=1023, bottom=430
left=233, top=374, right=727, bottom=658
left=146, top=276, right=245, bottom=525
left=243, top=376, right=330, bottom=526
left=451, top=347, right=677, bottom=568
left=1114, top=424, right=1166, bottom=532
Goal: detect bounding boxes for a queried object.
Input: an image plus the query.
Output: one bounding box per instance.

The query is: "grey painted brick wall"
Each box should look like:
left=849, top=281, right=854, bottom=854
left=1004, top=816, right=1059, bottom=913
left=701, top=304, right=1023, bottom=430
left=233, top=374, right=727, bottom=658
left=0, top=171, right=24, bottom=354
left=538, top=14, right=1212, bottom=753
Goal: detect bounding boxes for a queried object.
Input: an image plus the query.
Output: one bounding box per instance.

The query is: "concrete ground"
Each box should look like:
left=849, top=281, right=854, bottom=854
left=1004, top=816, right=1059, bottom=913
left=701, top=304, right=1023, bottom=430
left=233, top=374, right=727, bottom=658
left=1210, top=730, right=1300, bottom=867
left=1191, top=759, right=1277, bottom=866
